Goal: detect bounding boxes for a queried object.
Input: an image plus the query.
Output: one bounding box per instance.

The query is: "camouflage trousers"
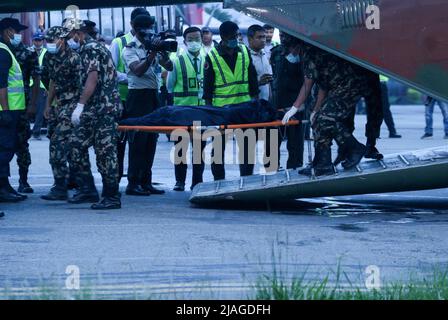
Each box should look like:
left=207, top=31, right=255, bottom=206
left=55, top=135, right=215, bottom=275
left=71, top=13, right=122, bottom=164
left=70, top=108, right=119, bottom=189
left=312, top=96, right=360, bottom=150
left=49, top=103, right=91, bottom=182
left=15, top=112, right=32, bottom=173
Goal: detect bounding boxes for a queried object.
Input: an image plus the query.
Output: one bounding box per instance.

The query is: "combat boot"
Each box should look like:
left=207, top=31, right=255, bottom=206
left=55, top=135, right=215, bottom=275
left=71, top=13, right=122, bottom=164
left=298, top=147, right=334, bottom=176
left=364, top=137, right=384, bottom=160
left=342, top=136, right=367, bottom=169
left=18, top=169, right=33, bottom=193
left=333, top=144, right=348, bottom=166
left=68, top=175, right=99, bottom=204
left=41, top=178, right=68, bottom=201
left=91, top=185, right=121, bottom=210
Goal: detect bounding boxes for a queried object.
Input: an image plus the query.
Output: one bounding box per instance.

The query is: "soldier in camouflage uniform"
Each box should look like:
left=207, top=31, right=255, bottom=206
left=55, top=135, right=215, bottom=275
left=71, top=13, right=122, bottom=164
left=40, top=26, right=88, bottom=201
left=10, top=24, right=41, bottom=193
left=64, top=19, right=122, bottom=210
left=283, top=45, right=367, bottom=175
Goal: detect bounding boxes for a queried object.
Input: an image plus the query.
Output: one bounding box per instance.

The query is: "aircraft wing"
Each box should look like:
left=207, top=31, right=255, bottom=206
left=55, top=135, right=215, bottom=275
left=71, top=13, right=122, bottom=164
left=224, top=0, right=448, bottom=102
left=0, top=1, right=214, bottom=13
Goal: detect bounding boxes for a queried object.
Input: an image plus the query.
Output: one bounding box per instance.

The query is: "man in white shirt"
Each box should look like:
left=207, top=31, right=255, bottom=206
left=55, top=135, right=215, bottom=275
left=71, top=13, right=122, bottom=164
left=247, top=24, right=272, bottom=102
left=122, top=14, right=173, bottom=196
left=200, top=26, right=217, bottom=55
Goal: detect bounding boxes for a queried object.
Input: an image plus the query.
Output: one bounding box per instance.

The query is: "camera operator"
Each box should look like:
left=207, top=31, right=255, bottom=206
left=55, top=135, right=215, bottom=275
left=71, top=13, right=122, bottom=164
left=122, top=14, right=173, bottom=196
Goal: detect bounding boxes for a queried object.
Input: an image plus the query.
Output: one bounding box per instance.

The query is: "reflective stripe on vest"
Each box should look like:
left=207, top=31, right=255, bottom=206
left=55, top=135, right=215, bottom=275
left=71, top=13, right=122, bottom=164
left=30, top=47, right=47, bottom=89
left=0, top=42, right=26, bottom=111
left=173, top=53, right=205, bottom=106
left=208, top=45, right=251, bottom=107
left=113, top=32, right=132, bottom=101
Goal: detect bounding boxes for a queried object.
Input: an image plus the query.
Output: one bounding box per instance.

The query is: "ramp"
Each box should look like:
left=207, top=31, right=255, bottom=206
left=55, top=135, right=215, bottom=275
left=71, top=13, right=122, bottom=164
left=189, top=146, right=448, bottom=204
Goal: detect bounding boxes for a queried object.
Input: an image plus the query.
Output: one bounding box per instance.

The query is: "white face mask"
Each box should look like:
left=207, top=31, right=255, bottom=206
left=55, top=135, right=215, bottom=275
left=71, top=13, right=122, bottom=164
left=186, top=41, right=202, bottom=53
left=67, top=38, right=80, bottom=50
left=10, top=34, right=22, bottom=47
left=46, top=43, right=59, bottom=54
left=286, top=53, right=300, bottom=64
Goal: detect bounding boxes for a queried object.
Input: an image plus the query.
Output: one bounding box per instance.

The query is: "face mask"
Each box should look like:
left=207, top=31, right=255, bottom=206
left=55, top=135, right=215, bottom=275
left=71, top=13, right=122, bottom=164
left=186, top=41, right=202, bottom=53
left=46, top=43, right=59, bottom=54
left=286, top=53, right=300, bottom=64
left=67, top=38, right=80, bottom=50
left=226, top=39, right=238, bottom=49
left=10, top=34, right=22, bottom=47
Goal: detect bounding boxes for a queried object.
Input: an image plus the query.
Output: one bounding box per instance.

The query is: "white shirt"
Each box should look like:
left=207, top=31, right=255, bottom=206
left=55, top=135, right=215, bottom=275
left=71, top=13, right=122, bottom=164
left=122, top=36, right=159, bottom=90
left=250, top=48, right=272, bottom=101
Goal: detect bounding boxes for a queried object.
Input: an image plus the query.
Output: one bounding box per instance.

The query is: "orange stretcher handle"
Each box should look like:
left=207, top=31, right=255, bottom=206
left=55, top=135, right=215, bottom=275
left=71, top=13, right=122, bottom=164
left=118, top=120, right=302, bottom=133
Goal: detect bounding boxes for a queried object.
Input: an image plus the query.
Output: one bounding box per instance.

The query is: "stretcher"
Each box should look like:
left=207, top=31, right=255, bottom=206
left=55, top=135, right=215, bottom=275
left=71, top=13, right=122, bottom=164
left=118, top=120, right=302, bottom=134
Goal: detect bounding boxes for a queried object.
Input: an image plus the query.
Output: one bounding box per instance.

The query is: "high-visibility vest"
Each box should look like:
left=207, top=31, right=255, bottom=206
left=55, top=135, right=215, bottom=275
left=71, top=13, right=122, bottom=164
left=208, top=45, right=251, bottom=107
left=112, top=32, right=133, bottom=101
left=29, top=47, right=47, bottom=90
left=0, top=42, right=26, bottom=111
left=173, top=53, right=205, bottom=106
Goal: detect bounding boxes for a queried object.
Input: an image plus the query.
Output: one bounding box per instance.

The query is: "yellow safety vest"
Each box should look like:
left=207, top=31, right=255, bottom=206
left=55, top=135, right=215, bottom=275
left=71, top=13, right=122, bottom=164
left=208, top=45, right=251, bottom=107
left=173, top=53, right=205, bottom=106
left=29, top=47, right=47, bottom=90
left=112, top=32, right=133, bottom=101
left=0, top=42, right=26, bottom=111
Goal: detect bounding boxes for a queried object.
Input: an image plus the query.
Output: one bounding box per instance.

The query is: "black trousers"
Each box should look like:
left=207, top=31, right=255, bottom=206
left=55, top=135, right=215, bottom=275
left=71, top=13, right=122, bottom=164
left=125, top=89, right=159, bottom=186
left=174, top=136, right=206, bottom=187
left=117, top=100, right=127, bottom=183
left=0, top=111, right=20, bottom=178
left=264, top=124, right=304, bottom=172
left=381, top=82, right=398, bottom=135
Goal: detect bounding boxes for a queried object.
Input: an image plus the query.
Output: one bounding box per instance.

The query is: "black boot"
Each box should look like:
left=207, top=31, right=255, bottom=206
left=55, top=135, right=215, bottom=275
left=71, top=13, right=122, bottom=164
left=364, top=137, right=384, bottom=160
left=68, top=175, right=99, bottom=204
left=298, top=146, right=334, bottom=176
left=91, top=184, right=121, bottom=210
left=18, top=168, right=33, bottom=193
left=333, top=144, right=348, bottom=166
left=342, top=136, right=367, bottom=169
left=0, top=178, right=25, bottom=202
left=41, top=178, right=68, bottom=201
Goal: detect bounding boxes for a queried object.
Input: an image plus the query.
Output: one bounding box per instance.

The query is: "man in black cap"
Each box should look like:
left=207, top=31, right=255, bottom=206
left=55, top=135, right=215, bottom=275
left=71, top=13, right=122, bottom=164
left=0, top=18, right=39, bottom=194
left=0, top=18, right=29, bottom=202
left=121, top=14, right=173, bottom=196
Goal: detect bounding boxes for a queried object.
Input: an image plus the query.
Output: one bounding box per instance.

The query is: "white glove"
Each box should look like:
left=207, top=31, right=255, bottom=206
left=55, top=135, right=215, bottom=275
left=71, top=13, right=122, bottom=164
left=71, top=103, right=84, bottom=126
left=282, top=105, right=305, bottom=124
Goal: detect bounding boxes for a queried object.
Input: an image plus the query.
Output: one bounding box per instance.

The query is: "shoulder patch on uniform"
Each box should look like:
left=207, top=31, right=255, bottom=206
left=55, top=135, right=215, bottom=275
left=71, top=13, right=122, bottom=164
left=204, top=61, right=210, bottom=70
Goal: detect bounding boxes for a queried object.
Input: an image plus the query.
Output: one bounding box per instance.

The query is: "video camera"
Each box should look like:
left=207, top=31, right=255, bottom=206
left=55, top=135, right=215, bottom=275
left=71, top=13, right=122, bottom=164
left=140, top=29, right=178, bottom=53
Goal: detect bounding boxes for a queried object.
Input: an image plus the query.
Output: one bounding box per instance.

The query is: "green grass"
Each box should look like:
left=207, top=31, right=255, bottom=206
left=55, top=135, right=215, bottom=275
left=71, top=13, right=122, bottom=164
left=252, top=264, right=448, bottom=300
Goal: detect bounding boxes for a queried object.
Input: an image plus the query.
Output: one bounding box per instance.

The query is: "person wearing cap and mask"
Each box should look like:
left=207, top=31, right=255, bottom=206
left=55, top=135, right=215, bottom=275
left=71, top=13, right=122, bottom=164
left=200, top=27, right=218, bottom=56
left=0, top=18, right=39, bottom=194
left=121, top=14, right=173, bottom=196
left=166, top=26, right=207, bottom=191
left=266, top=31, right=306, bottom=172
left=64, top=18, right=122, bottom=210
left=29, top=31, right=47, bottom=140
left=109, top=7, right=150, bottom=184
left=0, top=18, right=28, bottom=203
left=203, top=21, right=259, bottom=180
left=39, top=26, right=87, bottom=201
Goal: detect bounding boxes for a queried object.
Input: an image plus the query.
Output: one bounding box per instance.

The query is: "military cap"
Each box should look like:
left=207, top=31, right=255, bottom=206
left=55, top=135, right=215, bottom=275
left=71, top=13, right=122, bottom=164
left=45, top=26, right=71, bottom=40
left=63, top=18, right=83, bottom=32
left=0, top=18, right=28, bottom=31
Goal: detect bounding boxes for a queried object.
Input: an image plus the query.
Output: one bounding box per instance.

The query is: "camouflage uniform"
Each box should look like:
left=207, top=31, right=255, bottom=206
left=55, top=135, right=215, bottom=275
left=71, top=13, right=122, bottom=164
left=70, top=36, right=121, bottom=195
left=45, top=28, right=88, bottom=183
left=303, top=47, right=364, bottom=151
left=11, top=42, right=39, bottom=182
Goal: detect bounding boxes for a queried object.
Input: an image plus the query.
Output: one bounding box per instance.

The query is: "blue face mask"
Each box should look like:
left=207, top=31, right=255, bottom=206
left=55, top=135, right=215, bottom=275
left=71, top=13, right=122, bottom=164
left=46, top=43, right=59, bottom=54
left=67, top=38, right=80, bottom=50
left=10, top=34, right=22, bottom=47
left=226, top=39, right=238, bottom=49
